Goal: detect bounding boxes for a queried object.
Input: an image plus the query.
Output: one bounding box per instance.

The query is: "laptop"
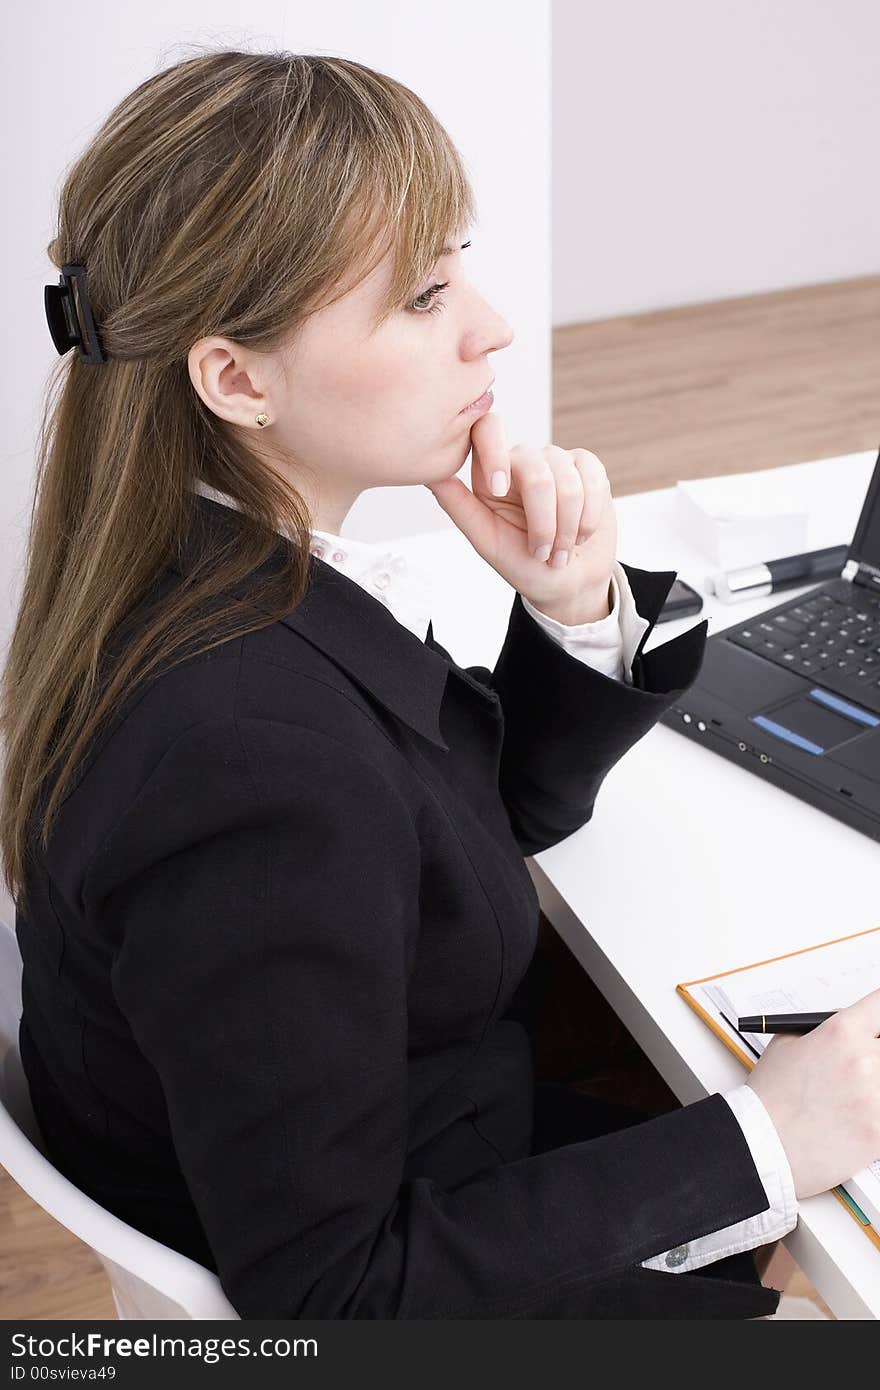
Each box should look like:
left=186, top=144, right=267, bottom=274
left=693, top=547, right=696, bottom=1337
left=659, top=446, right=880, bottom=842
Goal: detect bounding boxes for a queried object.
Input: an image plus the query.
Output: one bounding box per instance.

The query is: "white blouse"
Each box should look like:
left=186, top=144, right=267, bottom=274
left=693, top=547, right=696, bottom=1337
left=191, top=477, right=797, bottom=1279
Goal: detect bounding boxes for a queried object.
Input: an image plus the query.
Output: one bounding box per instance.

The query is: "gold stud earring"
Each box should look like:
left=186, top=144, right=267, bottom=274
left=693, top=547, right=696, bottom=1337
left=255, top=412, right=269, bottom=427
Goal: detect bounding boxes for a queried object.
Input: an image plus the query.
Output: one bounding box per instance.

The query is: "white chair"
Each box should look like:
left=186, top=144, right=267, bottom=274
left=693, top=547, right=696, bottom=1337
left=0, top=920, right=239, bottom=1320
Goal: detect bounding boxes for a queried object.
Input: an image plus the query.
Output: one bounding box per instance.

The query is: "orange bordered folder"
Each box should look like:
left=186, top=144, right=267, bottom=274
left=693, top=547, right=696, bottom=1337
left=677, top=922, right=880, bottom=1254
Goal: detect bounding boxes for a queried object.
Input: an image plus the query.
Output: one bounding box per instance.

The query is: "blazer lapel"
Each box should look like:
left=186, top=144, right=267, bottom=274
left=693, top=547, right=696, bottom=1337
left=170, top=493, right=499, bottom=753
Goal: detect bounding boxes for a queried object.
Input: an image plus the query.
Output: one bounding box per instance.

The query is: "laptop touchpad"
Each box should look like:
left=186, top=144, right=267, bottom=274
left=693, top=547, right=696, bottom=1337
left=752, top=691, right=879, bottom=756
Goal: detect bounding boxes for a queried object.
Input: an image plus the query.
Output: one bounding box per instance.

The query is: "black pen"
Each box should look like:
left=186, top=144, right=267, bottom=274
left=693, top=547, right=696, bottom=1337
left=708, top=544, right=849, bottom=604
left=736, top=1011, right=836, bottom=1034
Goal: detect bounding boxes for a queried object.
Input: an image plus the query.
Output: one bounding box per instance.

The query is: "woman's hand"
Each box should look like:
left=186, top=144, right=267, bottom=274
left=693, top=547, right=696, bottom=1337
left=746, top=987, right=880, bottom=1200
left=426, top=411, right=619, bottom=625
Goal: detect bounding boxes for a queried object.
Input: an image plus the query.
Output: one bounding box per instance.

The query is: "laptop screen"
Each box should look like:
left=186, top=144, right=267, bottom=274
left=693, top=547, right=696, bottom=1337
left=850, top=447, right=880, bottom=581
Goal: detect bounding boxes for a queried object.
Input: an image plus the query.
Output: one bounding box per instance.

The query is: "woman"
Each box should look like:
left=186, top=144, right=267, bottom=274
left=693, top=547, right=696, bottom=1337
left=3, top=48, right=879, bottom=1321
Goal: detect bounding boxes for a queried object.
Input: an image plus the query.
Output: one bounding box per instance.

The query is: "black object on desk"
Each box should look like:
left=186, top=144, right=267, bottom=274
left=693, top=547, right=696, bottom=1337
left=710, top=543, right=850, bottom=604
left=657, top=577, right=703, bottom=622
left=737, top=1011, right=836, bottom=1034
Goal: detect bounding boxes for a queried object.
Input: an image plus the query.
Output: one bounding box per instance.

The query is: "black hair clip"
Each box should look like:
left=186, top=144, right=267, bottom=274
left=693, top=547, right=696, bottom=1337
left=44, top=263, right=107, bottom=364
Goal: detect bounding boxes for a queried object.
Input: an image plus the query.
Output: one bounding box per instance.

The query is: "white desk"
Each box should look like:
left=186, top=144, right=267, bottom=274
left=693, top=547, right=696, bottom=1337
left=534, top=449, right=880, bottom=1321
left=405, top=447, right=880, bottom=1320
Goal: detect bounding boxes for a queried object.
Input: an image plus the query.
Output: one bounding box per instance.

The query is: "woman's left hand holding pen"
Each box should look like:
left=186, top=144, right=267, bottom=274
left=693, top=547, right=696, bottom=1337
left=426, top=411, right=619, bottom=625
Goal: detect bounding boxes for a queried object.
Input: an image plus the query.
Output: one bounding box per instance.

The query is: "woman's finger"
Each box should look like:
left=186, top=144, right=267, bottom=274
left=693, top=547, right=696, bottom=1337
left=571, top=449, right=612, bottom=546
left=510, top=445, right=560, bottom=560
left=541, top=446, right=585, bottom=566
left=469, top=412, right=510, bottom=497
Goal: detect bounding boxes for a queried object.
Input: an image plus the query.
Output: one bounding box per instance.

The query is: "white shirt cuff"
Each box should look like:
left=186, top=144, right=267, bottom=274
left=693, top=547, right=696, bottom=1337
left=520, top=560, right=650, bottom=684
left=641, top=1085, right=798, bottom=1275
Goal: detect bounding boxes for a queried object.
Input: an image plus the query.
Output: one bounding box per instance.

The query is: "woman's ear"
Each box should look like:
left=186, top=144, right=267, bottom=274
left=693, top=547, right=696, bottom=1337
left=187, top=337, right=270, bottom=427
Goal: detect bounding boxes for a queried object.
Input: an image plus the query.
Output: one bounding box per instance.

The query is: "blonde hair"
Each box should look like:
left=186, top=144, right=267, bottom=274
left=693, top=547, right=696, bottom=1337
left=1, top=45, right=477, bottom=914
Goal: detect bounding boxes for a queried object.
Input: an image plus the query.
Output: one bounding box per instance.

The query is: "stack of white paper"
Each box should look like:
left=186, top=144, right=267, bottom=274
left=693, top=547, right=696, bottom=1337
left=675, top=467, right=810, bottom=569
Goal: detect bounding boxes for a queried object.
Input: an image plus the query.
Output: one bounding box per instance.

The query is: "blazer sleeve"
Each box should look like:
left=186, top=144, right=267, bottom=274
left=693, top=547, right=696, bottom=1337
left=474, top=563, right=709, bottom=857
left=97, top=713, right=769, bottom=1321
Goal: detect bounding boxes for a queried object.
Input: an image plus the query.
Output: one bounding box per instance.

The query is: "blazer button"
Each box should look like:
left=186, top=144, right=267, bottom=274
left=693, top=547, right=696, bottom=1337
left=665, top=1244, right=690, bottom=1268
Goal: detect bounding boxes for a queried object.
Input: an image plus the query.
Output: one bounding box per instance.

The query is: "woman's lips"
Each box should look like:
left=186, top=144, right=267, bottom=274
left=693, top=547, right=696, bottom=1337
left=459, top=388, right=494, bottom=415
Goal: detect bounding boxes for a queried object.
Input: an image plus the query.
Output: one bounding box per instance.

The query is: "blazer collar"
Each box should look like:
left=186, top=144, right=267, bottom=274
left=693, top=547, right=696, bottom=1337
left=169, top=492, right=496, bottom=751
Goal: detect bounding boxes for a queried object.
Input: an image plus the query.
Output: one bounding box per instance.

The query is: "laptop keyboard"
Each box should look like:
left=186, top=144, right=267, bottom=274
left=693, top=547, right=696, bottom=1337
left=725, top=577, right=880, bottom=715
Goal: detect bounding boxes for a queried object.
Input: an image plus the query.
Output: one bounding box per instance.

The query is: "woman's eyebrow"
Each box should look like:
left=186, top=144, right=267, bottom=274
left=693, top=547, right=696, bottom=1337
left=437, top=241, right=471, bottom=257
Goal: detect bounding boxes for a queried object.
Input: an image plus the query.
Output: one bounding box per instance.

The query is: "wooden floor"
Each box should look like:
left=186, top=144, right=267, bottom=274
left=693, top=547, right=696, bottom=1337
left=5, top=273, right=878, bottom=1321
left=554, top=273, right=880, bottom=496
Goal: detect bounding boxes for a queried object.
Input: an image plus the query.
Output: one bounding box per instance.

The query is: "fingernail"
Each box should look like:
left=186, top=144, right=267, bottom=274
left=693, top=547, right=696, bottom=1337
left=491, top=470, right=508, bottom=496
left=533, top=543, right=552, bottom=562
left=551, top=549, right=570, bottom=569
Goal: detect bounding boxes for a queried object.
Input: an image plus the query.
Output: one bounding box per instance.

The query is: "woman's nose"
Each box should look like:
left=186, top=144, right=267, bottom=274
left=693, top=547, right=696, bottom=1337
left=469, top=297, right=514, bottom=355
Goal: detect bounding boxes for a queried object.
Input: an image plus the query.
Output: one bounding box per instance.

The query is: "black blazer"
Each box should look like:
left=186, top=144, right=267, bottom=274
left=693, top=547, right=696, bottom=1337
left=16, top=494, right=779, bottom=1319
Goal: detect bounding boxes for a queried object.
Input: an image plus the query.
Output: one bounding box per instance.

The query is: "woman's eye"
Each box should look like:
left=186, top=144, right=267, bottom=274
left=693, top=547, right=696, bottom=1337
left=410, top=282, right=449, bottom=315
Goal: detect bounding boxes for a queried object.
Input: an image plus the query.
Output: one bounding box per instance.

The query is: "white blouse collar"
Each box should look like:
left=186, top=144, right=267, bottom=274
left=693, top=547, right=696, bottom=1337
left=191, top=478, right=434, bottom=643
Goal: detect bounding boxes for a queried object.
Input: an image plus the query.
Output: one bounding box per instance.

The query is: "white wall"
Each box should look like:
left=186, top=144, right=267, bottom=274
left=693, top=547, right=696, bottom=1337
left=1, top=3, right=551, bottom=926
left=553, top=0, right=880, bottom=323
